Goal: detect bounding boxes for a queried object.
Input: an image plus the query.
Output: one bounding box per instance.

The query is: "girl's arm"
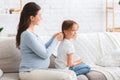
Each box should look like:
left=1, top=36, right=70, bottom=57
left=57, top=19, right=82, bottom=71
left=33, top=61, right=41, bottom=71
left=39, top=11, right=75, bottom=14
left=67, top=53, right=73, bottom=67
left=74, top=59, right=82, bottom=66
left=67, top=53, right=82, bottom=67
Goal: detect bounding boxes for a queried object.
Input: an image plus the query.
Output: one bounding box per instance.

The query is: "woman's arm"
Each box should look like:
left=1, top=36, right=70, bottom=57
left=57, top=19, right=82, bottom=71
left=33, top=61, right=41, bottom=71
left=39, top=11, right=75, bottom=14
left=45, top=37, right=54, bottom=48
left=45, top=32, right=63, bottom=48
left=67, top=54, right=82, bottom=67
left=23, top=32, right=58, bottom=59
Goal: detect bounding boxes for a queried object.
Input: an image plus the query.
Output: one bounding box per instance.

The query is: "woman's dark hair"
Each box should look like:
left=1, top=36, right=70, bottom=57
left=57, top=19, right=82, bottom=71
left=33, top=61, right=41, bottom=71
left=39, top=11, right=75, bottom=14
left=62, top=20, right=78, bottom=38
left=16, top=2, right=41, bottom=48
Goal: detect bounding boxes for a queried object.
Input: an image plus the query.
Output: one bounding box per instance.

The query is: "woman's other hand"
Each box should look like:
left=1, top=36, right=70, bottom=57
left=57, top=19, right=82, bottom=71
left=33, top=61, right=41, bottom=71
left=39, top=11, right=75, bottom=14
left=54, top=32, right=63, bottom=41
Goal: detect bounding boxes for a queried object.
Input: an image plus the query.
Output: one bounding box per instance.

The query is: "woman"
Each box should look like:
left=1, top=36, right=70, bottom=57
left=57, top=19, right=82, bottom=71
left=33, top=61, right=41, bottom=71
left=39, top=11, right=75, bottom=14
left=16, top=2, right=77, bottom=80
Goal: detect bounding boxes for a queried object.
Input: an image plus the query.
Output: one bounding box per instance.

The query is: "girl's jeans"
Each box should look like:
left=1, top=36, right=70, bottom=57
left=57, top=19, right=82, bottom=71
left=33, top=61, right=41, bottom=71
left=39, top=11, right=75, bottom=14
left=69, top=62, right=90, bottom=76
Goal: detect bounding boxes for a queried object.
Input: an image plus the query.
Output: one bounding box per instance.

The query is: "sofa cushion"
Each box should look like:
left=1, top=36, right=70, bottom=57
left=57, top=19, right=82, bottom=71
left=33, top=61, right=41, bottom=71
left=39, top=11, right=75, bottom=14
left=0, top=38, right=21, bottom=72
left=0, top=69, right=3, bottom=78
left=49, top=54, right=56, bottom=68
left=111, top=48, right=120, bottom=61
left=77, top=75, right=88, bottom=80
left=86, top=70, right=107, bottom=80
left=0, top=73, right=19, bottom=80
left=96, top=48, right=120, bottom=67
left=96, top=54, right=120, bottom=67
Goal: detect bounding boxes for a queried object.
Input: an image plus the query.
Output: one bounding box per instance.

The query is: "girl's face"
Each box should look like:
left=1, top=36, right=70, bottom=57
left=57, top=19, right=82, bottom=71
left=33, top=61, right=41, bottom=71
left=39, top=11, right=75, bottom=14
left=30, top=10, right=42, bottom=25
left=64, top=24, right=78, bottom=39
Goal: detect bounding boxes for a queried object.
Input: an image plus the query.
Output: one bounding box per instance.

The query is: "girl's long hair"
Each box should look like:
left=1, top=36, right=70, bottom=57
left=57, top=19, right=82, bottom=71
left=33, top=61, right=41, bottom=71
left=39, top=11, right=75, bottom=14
left=16, top=2, right=41, bottom=48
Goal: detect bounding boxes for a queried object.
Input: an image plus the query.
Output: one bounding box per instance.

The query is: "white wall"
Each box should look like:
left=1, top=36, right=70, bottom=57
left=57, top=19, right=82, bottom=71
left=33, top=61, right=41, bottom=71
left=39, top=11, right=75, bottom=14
left=0, top=0, right=120, bottom=36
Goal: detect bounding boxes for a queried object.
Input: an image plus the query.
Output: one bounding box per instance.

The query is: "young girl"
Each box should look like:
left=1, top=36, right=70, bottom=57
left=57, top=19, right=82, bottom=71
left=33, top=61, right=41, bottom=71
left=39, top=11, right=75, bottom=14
left=55, top=20, right=91, bottom=76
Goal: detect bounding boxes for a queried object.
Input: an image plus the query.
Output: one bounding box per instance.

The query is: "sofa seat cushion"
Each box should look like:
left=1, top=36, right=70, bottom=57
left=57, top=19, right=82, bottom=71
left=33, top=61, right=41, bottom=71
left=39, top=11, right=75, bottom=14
left=0, top=73, right=19, bottom=80
left=86, top=70, right=107, bottom=80
left=49, top=54, right=56, bottom=68
left=0, top=38, right=21, bottom=73
left=77, top=75, right=88, bottom=80
left=0, top=69, right=3, bottom=78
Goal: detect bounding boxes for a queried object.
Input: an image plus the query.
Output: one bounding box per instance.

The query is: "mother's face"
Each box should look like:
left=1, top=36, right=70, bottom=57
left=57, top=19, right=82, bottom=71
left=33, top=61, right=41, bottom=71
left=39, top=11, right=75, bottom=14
left=30, top=10, right=42, bottom=25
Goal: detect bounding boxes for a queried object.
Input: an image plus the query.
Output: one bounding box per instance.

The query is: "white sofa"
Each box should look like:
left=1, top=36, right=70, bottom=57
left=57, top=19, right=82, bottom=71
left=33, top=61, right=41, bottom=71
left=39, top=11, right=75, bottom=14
left=0, top=32, right=120, bottom=80
left=73, top=32, right=120, bottom=80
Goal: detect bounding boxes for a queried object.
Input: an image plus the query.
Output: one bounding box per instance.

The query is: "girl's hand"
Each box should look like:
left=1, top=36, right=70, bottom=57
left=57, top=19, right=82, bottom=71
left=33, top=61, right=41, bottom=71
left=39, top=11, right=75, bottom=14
left=54, top=32, right=63, bottom=41
left=72, top=58, right=82, bottom=66
left=76, top=59, right=82, bottom=63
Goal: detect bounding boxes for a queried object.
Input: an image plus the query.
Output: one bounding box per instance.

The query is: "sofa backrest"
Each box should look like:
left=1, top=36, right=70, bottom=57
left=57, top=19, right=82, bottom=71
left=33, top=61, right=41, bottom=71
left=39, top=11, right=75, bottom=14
left=0, top=37, right=56, bottom=73
left=0, top=32, right=120, bottom=72
left=72, top=33, right=101, bottom=65
left=0, top=37, right=21, bottom=73
left=72, top=32, right=120, bottom=66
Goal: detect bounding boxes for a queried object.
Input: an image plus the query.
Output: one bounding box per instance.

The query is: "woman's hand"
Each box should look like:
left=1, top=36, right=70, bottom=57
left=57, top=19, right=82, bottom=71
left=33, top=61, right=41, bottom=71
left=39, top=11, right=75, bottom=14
left=54, top=32, right=63, bottom=41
